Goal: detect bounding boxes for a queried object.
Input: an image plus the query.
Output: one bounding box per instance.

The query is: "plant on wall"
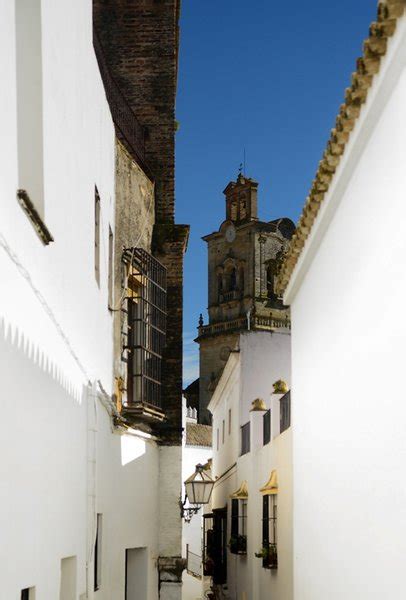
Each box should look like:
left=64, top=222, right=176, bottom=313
left=229, top=534, right=247, bottom=555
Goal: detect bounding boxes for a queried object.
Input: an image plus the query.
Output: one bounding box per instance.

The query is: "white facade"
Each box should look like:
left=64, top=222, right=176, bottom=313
left=182, top=400, right=213, bottom=600
left=0, top=2, right=180, bottom=599
left=208, top=331, right=292, bottom=600
left=284, top=10, right=406, bottom=600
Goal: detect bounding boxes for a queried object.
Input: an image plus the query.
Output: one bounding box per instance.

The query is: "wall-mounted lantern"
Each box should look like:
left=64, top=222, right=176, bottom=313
left=180, top=463, right=215, bottom=522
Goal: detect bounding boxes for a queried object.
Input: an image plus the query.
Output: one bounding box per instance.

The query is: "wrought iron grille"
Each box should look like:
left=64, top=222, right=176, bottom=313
left=280, top=391, right=291, bottom=433
left=122, top=248, right=167, bottom=411
left=262, top=495, right=278, bottom=569
left=230, top=498, right=247, bottom=554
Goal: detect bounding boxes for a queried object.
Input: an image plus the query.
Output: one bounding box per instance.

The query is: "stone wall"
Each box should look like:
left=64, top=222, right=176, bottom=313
left=113, top=140, right=155, bottom=382
left=93, top=0, right=179, bottom=224
left=153, top=224, right=190, bottom=444
left=199, top=332, right=241, bottom=424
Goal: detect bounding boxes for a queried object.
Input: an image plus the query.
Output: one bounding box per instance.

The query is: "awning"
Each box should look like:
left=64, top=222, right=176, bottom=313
left=259, top=470, right=278, bottom=495
left=230, top=480, right=248, bottom=499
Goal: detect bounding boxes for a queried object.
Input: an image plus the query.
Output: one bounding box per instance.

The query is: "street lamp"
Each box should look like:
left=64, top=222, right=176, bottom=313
left=181, top=463, right=214, bottom=521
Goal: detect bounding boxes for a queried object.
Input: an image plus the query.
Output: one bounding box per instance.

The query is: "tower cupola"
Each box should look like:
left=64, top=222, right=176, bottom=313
left=223, top=173, right=258, bottom=224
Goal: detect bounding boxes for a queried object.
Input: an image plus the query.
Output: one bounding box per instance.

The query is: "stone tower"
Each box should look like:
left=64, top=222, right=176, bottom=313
left=196, top=173, right=295, bottom=423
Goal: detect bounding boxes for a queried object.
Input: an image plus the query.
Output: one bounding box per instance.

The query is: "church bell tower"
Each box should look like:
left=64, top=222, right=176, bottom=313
left=195, top=173, right=295, bottom=424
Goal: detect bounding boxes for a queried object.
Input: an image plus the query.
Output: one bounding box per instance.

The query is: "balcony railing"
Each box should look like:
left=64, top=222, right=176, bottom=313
left=93, top=28, right=149, bottom=172
left=219, top=290, right=242, bottom=303
left=197, top=313, right=290, bottom=339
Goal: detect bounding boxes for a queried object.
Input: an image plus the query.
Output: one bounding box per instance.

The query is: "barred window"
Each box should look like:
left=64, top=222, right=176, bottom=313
left=122, top=248, right=167, bottom=412
left=262, top=495, right=278, bottom=569
left=230, top=498, right=247, bottom=554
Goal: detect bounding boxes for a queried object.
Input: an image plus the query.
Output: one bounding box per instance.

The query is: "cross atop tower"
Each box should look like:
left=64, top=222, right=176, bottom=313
left=223, top=173, right=258, bottom=224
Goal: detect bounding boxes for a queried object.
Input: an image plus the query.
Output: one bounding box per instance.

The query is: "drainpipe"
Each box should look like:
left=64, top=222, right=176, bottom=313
left=246, top=309, right=251, bottom=331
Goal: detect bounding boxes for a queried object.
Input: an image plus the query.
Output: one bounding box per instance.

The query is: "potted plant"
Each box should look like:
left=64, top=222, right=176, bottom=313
left=229, top=534, right=247, bottom=554
left=254, top=547, right=268, bottom=559
left=268, top=544, right=278, bottom=569
left=254, top=545, right=278, bottom=569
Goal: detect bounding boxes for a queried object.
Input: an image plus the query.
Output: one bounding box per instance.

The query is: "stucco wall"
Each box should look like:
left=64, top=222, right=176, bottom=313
left=286, top=15, right=406, bottom=600
left=113, top=140, right=155, bottom=379
left=209, top=331, right=292, bottom=600
left=181, top=400, right=213, bottom=600
left=0, top=1, right=168, bottom=598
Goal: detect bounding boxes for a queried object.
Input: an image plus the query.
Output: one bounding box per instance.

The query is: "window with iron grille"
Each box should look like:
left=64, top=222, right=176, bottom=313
left=262, top=495, right=278, bottom=569
left=280, top=391, right=291, bottom=433
left=240, top=422, right=250, bottom=455
left=263, top=409, right=271, bottom=445
left=122, top=248, right=167, bottom=411
left=230, top=498, right=247, bottom=554
left=203, top=513, right=214, bottom=577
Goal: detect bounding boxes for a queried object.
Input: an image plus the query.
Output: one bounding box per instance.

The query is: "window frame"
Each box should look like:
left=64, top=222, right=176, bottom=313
left=240, top=422, right=250, bottom=456
left=230, top=498, right=247, bottom=555
left=94, top=513, right=102, bottom=591
left=263, top=409, right=271, bottom=445
left=94, top=187, right=101, bottom=286
left=262, top=494, right=278, bottom=569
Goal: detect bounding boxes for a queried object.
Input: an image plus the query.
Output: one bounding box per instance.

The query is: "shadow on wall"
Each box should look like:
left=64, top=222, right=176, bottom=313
left=0, top=315, right=83, bottom=403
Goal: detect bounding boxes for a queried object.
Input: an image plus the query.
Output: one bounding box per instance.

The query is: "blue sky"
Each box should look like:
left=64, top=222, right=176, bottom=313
left=175, top=0, right=377, bottom=387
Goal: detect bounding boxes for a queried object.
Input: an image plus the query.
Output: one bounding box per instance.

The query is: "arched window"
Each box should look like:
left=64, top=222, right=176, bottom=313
left=230, top=201, right=238, bottom=221
left=267, top=263, right=276, bottom=300
left=230, top=268, right=237, bottom=291
left=239, top=194, right=247, bottom=220
left=239, top=267, right=245, bottom=293
left=218, top=273, right=223, bottom=295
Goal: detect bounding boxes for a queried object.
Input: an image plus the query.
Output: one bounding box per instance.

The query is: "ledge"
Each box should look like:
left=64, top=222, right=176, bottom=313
left=17, top=189, right=54, bottom=245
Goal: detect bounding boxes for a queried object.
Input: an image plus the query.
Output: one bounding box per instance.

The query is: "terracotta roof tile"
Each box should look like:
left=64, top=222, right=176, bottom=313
left=276, top=0, right=406, bottom=296
left=186, top=423, right=212, bottom=447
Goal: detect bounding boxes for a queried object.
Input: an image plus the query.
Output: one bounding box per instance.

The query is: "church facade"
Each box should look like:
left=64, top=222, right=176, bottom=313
left=196, top=174, right=294, bottom=423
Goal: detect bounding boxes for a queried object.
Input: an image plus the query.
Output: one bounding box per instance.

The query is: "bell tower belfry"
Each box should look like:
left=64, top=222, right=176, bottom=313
left=224, top=173, right=258, bottom=224
left=195, top=173, right=295, bottom=424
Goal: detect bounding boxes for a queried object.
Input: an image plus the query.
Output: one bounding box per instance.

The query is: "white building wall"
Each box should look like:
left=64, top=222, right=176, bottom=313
left=209, top=331, right=292, bottom=600
left=285, top=14, right=406, bottom=600
left=0, top=1, right=166, bottom=598
left=182, top=400, right=212, bottom=600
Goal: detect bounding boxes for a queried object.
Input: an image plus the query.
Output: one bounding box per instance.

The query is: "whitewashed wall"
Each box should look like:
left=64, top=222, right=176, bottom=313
left=182, top=399, right=212, bottom=600
left=0, top=1, right=163, bottom=598
left=209, top=331, right=292, bottom=600
left=285, top=13, right=406, bottom=600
